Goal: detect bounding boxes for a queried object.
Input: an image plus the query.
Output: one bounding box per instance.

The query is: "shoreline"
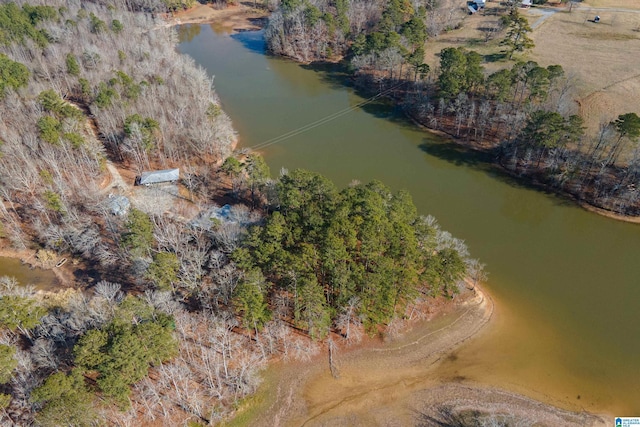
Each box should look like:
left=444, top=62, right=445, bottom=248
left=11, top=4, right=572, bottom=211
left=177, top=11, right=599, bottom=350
left=164, top=1, right=640, bottom=225
left=403, top=110, right=640, bottom=225
left=233, top=286, right=607, bottom=426
left=0, top=246, right=75, bottom=289
left=167, top=2, right=268, bottom=31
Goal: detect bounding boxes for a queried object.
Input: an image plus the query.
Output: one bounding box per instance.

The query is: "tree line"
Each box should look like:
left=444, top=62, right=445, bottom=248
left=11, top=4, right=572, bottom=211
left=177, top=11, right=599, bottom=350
left=408, top=51, right=640, bottom=216
left=265, top=0, right=640, bottom=216
left=266, top=0, right=463, bottom=63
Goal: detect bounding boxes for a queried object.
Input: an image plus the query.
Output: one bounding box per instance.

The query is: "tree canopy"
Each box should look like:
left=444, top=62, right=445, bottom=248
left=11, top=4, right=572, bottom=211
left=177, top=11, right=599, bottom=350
left=438, top=47, right=484, bottom=99
left=0, top=3, right=57, bottom=47
left=73, top=296, right=177, bottom=406
left=0, top=54, right=29, bottom=98
left=234, top=170, right=469, bottom=337
left=500, top=10, right=534, bottom=59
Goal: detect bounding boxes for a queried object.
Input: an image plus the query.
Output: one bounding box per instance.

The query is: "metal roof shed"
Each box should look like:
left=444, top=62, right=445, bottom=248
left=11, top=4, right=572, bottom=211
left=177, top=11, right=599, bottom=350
left=138, top=168, right=179, bottom=186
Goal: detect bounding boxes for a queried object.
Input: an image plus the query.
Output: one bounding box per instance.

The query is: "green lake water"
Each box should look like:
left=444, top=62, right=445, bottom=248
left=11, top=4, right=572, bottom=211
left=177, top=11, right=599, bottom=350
left=178, top=25, right=640, bottom=415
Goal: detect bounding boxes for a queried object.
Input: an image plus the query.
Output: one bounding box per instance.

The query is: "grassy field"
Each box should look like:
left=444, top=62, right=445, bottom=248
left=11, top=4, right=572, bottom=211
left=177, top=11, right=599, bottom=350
left=582, top=0, right=640, bottom=9
left=422, top=3, right=511, bottom=75
left=529, top=1, right=640, bottom=132
left=422, top=1, right=640, bottom=134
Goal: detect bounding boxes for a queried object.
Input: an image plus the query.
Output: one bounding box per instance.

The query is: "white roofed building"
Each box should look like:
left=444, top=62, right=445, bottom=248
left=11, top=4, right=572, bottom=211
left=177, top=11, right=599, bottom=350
left=137, top=168, right=179, bottom=186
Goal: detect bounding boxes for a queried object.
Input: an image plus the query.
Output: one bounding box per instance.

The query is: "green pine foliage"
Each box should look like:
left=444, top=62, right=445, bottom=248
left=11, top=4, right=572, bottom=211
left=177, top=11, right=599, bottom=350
left=73, top=296, right=178, bottom=407
left=89, top=12, right=107, bottom=34
left=233, top=268, right=272, bottom=331
left=0, top=3, right=57, bottom=48
left=0, top=344, right=17, bottom=384
left=94, top=82, right=117, bottom=108
left=0, top=53, right=29, bottom=98
left=111, top=19, right=124, bottom=34
left=500, top=9, right=535, bottom=59
left=122, top=208, right=154, bottom=257
left=43, top=190, right=65, bottom=213
left=124, top=113, right=159, bottom=150
left=38, top=89, right=83, bottom=120
left=234, top=170, right=468, bottom=336
left=0, top=295, right=46, bottom=333
left=36, top=116, right=62, bottom=145
left=0, top=393, right=9, bottom=410
left=613, top=113, right=640, bottom=141
left=146, top=251, right=180, bottom=290
left=65, top=53, right=80, bottom=76
left=437, top=47, right=484, bottom=99
left=31, top=369, right=96, bottom=427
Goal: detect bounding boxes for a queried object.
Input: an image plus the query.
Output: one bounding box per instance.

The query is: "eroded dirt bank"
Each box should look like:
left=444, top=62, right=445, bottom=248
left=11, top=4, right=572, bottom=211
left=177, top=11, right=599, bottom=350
left=239, top=287, right=606, bottom=426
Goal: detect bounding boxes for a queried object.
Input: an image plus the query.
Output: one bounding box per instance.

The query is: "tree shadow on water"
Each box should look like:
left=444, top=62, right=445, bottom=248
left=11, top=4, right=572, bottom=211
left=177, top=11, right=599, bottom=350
left=419, top=140, right=576, bottom=208
left=293, top=60, right=575, bottom=210
left=419, top=140, right=494, bottom=169
left=230, top=29, right=267, bottom=54
left=299, top=60, right=354, bottom=92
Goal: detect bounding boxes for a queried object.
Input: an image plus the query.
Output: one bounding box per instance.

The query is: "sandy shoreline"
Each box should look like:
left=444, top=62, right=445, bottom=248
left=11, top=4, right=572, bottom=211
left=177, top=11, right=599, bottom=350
left=168, top=2, right=268, bottom=31
left=234, top=286, right=607, bottom=426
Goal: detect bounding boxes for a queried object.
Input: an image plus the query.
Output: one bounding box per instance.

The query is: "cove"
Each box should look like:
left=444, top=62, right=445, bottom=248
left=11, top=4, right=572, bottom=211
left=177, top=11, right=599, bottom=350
left=178, top=25, right=640, bottom=415
left=0, top=256, right=58, bottom=290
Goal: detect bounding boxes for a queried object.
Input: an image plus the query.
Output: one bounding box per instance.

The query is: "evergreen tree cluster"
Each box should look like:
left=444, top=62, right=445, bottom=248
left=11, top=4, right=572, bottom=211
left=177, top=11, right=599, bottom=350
left=233, top=169, right=468, bottom=338
left=73, top=295, right=178, bottom=407
left=0, top=2, right=57, bottom=48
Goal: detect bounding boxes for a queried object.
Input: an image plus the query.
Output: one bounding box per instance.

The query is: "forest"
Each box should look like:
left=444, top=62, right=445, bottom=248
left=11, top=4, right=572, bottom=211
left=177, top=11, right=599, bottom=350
left=265, top=0, right=640, bottom=216
left=0, top=1, right=482, bottom=425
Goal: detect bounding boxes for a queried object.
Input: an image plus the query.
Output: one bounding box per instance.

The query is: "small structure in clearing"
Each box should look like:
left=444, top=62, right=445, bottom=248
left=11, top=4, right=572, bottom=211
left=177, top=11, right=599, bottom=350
left=107, top=194, right=130, bottom=216
left=136, top=168, right=180, bottom=186
left=189, top=204, right=238, bottom=231
left=468, top=0, right=485, bottom=14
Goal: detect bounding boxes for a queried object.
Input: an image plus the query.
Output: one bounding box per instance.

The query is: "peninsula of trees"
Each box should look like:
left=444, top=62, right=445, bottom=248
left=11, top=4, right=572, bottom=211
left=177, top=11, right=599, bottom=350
left=265, top=0, right=640, bottom=217
left=0, top=1, right=482, bottom=425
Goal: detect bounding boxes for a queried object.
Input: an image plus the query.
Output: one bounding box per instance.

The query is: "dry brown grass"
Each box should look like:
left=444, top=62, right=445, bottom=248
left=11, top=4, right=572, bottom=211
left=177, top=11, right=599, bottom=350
left=528, top=6, right=640, bottom=132
left=582, top=0, right=640, bottom=10
left=171, top=2, right=268, bottom=32
left=422, top=3, right=511, bottom=75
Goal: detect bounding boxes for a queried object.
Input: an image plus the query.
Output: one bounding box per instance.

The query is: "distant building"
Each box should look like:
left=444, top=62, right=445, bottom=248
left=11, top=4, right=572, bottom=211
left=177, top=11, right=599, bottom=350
left=107, top=194, right=130, bottom=216
left=468, top=0, right=485, bottom=14
left=136, top=168, right=180, bottom=186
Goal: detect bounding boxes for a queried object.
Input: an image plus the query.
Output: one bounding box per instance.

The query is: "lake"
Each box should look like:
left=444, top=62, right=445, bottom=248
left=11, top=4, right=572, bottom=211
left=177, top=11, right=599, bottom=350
left=178, top=25, right=640, bottom=415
